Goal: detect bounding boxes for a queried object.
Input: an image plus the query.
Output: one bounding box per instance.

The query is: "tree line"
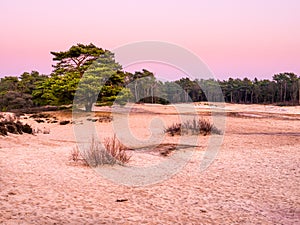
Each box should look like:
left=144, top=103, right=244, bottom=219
left=0, top=43, right=299, bottom=112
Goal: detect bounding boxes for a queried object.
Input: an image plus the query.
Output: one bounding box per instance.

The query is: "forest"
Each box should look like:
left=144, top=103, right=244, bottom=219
left=0, top=43, right=299, bottom=112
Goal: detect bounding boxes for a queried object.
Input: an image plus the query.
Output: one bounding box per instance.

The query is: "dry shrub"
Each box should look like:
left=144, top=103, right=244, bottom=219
left=164, top=123, right=181, bottom=136
left=0, top=121, right=33, bottom=135
left=35, top=119, right=45, bottom=123
left=22, top=124, right=33, bottom=134
left=6, top=123, right=19, bottom=134
left=165, top=118, right=222, bottom=136
left=71, top=146, right=80, bottom=162
left=83, top=137, right=117, bottom=166
left=75, top=135, right=131, bottom=167
left=30, top=113, right=50, bottom=119
left=104, top=135, right=131, bottom=164
left=98, top=116, right=113, bottom=123
left=59, top=120, right=70, bottom=125
left=0, top=125, right=8, bottom=136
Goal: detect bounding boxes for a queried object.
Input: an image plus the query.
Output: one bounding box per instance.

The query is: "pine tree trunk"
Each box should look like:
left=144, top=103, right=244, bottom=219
left=134, top=81, right=138, bottom=102
left=280, top=83, right=283, bottom=102
left=151, top=86, right=154, bottom=104
left=85, top=103, right=93, bottom=112
left=283, top=81, right=287, bottom=102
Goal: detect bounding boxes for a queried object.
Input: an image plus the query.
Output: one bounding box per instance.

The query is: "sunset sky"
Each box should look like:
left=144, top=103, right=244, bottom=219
left=0, top=0, right=299, bottom=80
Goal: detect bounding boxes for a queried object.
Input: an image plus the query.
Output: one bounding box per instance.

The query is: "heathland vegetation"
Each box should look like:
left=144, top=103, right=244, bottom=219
left=0, top=43, right=299, bottom=112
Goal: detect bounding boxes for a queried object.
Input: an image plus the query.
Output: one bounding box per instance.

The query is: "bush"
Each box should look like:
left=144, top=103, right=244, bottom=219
left=30, top=113, right=50, bottom=119
left=14, top=121, right=23, bottom=134
left=79, top=135, right=131, bottom=167
left=35, top=119, right=45, bottom=123
left=0, top=125, right=8, bottom=136
left=6, top=124, right=18, bottom=134
left=165, top=118, right=222, bottom=136
left=138, top=96, right=170, bottom=105
left=0, top=121, right=33, bottom=135
left=59, top=120, right=70, bottom=125
left=71, top=146, right=80, bottom=163
left=164, top=123, right=181, bottom=136
left=22, top=123, right=33, bottom=134
left=104, top=135, right=131, bottom=164
left=98, top=116, right=112, bottom=123
left=86, top=118, right=98, bottom=122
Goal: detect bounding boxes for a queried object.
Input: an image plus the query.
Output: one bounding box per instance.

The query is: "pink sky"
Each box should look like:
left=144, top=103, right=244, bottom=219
left=0, top=0, right=299, bottom=80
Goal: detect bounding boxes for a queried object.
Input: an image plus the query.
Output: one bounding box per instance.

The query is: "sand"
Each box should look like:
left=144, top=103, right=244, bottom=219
left=0, top=103, right=299, bottom=224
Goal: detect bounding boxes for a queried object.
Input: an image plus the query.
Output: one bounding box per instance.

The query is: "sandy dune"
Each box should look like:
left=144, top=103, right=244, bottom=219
left=0, top=103, right=299, bottom=224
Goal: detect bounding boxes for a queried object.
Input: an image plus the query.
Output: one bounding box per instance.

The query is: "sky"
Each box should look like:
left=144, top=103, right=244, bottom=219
left=0, top=0, right=299, bottom=80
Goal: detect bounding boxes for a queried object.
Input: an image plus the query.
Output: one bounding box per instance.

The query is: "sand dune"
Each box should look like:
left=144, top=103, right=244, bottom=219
left=0, top=103, right=299, bottom=224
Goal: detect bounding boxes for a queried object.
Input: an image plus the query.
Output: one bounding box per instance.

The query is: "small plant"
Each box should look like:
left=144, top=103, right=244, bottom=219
left=98, top=116, right=113, bottom=123
left=104, top=135, right=131, bottom=164
left=71, top=146, right=80, bottom=162
left=6, top=123, right=19, bottom=134
left=165, top=118, right=222, bottom=136
left=79, top=135, right=131, bottom=167
left=35, top=119, right=45, bottom=123
left=0, top=121, right=33, bottom=135
left=22, top=124, right=33, bottom=134
left=59, top=120, right=70, bottom=125
left=0, top=125, right=8, bottom=136
left=164, top=123, right=181, bottom=136
left=197, top=119, right=213, bottom=135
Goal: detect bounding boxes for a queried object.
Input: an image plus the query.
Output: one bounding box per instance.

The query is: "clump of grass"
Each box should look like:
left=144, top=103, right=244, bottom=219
left=0, top=121, right=33, bottom=136
left=164, top=123, right=181, bottom=136
left=165, top=118, right=222, bottom=136
left=35, top=119, right=45, bottom=123
left=30, top=113, right=51, bottom=119
left=59, top=120, right=70, bottom=125
left=71, top=146, right=81, bottom=162
left=82, top=137, right=117, bottom=166
left=98, top=116, right=113, bottom=123
left=73, top=135, right=131, bottom=167
left=104, top=134, right=131, bottom=164
left=0, top=125, right=8, bottom=136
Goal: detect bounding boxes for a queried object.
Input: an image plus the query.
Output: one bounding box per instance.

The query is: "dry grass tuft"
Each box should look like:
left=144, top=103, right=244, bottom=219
left=71, top=146, right=81, bottom=162
left=103, top=135, right=131, bottom=164
left=164, top=123, right=181, bottom=136
left=165, top=118, right=222, bottom=136
left=71, top=135, right=131, bottom=167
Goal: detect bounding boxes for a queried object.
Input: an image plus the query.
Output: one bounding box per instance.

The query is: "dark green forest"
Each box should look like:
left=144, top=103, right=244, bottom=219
left=1, top=43, right=299, bottom=112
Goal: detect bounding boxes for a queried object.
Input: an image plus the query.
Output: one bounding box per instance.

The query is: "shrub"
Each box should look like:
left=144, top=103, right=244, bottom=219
left=86, top=118, right=98, bottom=122
left=35, top=119, right=45, bottom=123
left=165, top=118, right=222, bottom=136
left=0, top=121, right=33, bottom=135
left=0, top=125, right=8, bottom=136
left=30, top=113, right=50, bottom=119
left=164, top=123, right=181, bottom=136
left=79, top=135, right=131, bottom=167
left=98, top=116, right=112, bottom=123
left=15, top=121, right=24, bottom=134
left=59, top=120, right=70, bottom=125
left=71, top=146, right=80, bottom=163
left=6, top=124, right=18, bottom=134
left=104, top=135, right=131, bottom=164
left=22, top=123, right=33, bottom=134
